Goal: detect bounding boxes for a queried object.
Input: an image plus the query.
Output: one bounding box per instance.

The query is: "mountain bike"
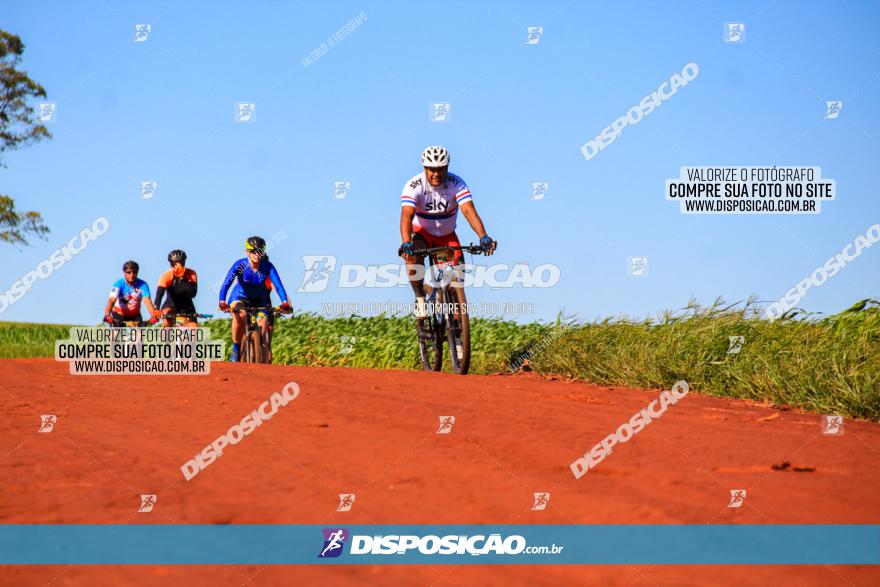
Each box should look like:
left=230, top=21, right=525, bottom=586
left=162, top=311, right=213, bottom=327
left=411, top=243, right=484, bottom=375
left=161, top=311, right=213, bottom=357
left=227, top=305, right=285, bottom=364
left=104, top=314, right=154, bottom=328
left=103, top=314, right=159, bottom=357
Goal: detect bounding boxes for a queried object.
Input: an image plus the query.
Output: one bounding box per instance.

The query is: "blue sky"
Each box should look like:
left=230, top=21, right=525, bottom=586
left=2, top=0, right=878, bottom=325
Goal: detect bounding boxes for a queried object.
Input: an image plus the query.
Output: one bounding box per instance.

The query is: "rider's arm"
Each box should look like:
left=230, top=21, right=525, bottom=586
left=266, top=264, right=290, bottom=303
left=218, top=260, right=244, bottom=303
left=104, top=281, right=121, bottom=317
left=155, top=271, right=171, bottom=308
left=400, top=177, right=419, bottom=243
left=399, top=205, right=416, bottom=243
left=154, top=286, right=166, bottom=308
left=186, top=270, right=198, bottom=298
left=453, top=177, right=489, bottom=240
left=144, top=296, right=159, bottom=316
left=460, top=201, right=496, bottom=254
left=459, top=201, right=487, bottom=239
left=140, top=282, right=159, bottom=317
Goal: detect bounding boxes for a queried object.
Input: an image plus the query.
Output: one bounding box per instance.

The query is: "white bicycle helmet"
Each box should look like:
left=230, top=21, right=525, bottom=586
left=420, top=145, right=450, bottom=167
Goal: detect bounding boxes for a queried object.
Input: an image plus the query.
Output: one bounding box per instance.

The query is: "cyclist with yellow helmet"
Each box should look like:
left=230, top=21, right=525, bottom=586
left=218, top=236, right=292, bottom=362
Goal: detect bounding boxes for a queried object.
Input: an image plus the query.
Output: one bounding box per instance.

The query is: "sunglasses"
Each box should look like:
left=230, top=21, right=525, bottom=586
left=125, top=270, right=137, bottom=274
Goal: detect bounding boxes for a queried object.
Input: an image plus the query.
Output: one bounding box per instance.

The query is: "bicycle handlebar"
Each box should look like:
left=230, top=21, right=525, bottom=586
left=411, top=243, right=486, bottom=256
left=166, top=312, right=213, bottom=319
left=223, top=305, right=289, bottom=316
left=103, top=316, right=159, bottom=327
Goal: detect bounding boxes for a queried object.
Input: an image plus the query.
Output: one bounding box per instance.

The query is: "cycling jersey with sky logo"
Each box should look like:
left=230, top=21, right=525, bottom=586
left=401, top=171, right=472, bottom=237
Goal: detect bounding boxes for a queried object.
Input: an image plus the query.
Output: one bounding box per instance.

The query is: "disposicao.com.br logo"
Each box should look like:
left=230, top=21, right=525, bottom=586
left=296, top=255, right=560, bottom=292
left=318, top=528, right=350, bottom=558
left=317, top=529, right=563, bottom=558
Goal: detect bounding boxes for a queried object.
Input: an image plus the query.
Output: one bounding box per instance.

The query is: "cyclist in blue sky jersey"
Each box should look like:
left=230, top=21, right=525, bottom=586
left=218, top=236, right=292, bottom=362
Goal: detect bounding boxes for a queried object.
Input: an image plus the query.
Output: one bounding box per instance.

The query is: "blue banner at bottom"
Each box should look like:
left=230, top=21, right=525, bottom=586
left=0, top=525, right=877, bottom=564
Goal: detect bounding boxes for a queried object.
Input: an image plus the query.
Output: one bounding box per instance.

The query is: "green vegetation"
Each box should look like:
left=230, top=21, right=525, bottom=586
left=202, top=312, right=553, bottom=374
left=1, top=30, right=53, bottom=246
left=534, top=298, right=880, bottom=420
left=3, top=298, right=878, bottom=418
left=0, top=321, right=71, bottom=358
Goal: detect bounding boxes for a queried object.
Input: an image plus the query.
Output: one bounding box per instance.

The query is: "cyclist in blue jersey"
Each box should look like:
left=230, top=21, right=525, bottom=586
left=218, top=236, right=292, bottom=362
left=103, top=260, right=161, bottom=325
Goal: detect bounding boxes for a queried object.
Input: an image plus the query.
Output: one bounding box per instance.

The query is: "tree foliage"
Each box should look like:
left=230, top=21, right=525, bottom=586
left=1, top=29, right=50, bottom=246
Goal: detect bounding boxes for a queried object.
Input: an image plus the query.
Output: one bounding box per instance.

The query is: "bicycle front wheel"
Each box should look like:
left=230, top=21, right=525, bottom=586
left=246, top=329, right=263, bottom=363
left=262, top=329, right=272, bottom=364
left=418, top=314, right=443, bottom=371
left=444, top=284, right=470, bottom=375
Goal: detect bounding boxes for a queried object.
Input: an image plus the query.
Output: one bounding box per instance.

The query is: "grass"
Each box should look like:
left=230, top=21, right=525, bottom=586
left=2, top=297, right=878, bottom=418
left=0, top=321, right=74, bottom=358
left=201, top=312, right=553, bottom=374
left=532, top=298, right=880, bottom=420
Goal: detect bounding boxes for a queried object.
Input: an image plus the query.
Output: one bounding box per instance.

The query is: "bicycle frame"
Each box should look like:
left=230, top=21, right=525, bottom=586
left=164, top=312, right=212, bottom=328
left=417, top=244, right=481, bottom=313
left=409, top=244, right=483, bottom=375
left=228, top=305, right=283, bottom=363
left=106, top=316, right=155, bottom=328
left=424, top=259, right=461, bottom=330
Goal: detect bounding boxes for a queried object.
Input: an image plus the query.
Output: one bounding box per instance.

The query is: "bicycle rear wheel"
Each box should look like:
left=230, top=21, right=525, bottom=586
left=444, top=284, right=470, bottom=375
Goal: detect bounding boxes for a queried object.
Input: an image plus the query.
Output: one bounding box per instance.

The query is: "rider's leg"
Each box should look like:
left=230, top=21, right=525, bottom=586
left=179, top=302, right=198, bottom=328
left=256, top=315, right=268, bottom=339
left=406, top=256, right=428, bottom=319
left=180, top=304, right=198, bottom=328
left=404, top=233, right=430, bottom=319
left=230, top=301, right=246, bottom=361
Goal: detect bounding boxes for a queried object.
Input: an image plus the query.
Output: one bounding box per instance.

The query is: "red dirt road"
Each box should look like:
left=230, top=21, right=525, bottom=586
left=1, top=358, right=879, bottom=586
